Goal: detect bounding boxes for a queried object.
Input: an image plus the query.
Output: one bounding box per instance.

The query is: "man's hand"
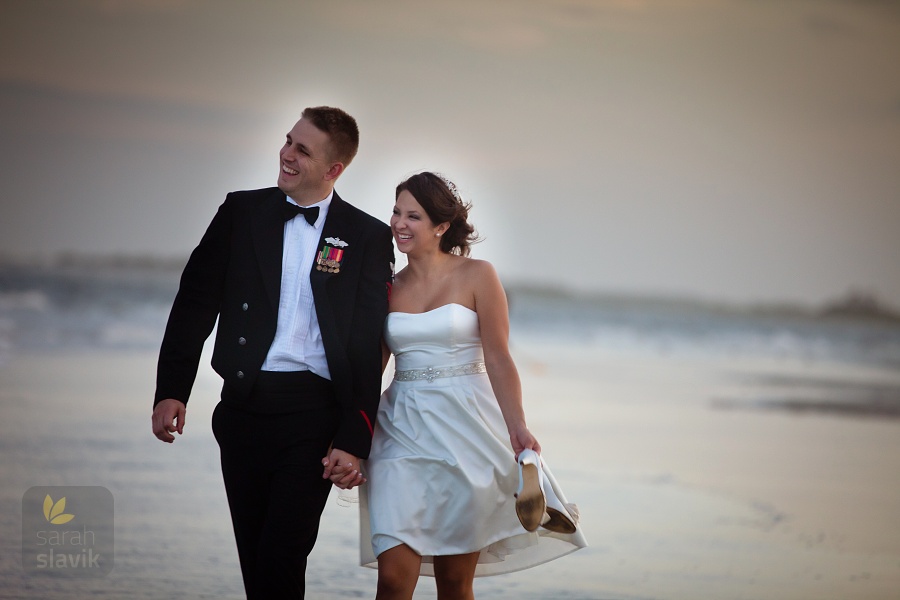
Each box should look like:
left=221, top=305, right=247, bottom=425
left=152, top=398, right=186, bottom=443
left=322, top=448, right=365, bottom=490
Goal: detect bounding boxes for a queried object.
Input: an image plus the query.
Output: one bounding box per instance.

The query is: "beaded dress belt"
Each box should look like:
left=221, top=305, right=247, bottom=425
left=394, top=362, right=486, bottom=383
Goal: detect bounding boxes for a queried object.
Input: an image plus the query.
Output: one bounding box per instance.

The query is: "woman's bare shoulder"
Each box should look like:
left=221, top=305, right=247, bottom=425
left=456, top=256, right=497, bottom=277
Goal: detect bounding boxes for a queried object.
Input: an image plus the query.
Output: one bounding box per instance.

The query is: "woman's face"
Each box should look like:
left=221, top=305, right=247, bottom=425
left=390, top=190, right=445, bottom=254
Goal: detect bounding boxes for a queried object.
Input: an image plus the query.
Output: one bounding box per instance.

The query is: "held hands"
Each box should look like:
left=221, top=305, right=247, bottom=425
left=152, top=398, right=186, bottom=443
left=322, top=447, right=365, bottom=490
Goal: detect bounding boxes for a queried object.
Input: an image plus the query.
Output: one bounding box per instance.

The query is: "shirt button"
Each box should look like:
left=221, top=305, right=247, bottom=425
left=238, top=337, right=246, bottom=345
left=236, top=371, right=244, bottom=379
left=242, top=303, right=249, bottom=311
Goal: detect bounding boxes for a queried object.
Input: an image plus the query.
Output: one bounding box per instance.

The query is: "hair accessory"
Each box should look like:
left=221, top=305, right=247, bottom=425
left=435, top=172, right=464, bottom=205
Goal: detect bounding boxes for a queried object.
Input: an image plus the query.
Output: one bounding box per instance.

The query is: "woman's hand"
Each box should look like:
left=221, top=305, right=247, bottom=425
left=509, top=423, right=541, bottom=457
left=322, top=448, right=366, bottom=490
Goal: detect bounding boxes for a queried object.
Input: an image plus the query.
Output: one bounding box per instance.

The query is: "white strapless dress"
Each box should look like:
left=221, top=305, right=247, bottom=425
left=360, top=303, right=587, bottom=577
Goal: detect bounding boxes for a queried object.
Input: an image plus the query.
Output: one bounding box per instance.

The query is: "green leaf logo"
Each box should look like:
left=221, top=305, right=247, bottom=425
left=42, top=494, right=75, bottom=525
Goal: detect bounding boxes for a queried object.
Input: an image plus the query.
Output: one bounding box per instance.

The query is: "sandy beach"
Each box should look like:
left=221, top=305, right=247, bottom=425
left=513, top=339, right=900, bottom=599
left=1, top=338, right=898, bottom=599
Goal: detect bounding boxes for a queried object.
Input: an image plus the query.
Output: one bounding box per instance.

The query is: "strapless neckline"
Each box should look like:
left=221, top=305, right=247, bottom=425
left=388, top=303, right=476, bottom=317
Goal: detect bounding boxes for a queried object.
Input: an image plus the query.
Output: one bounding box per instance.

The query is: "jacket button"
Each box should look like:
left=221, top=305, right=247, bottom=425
left=236, top=371, right=244, bottom=379
left=238, top=337, right=246, bottom=345
left=242, top=303, right=249, bottom=311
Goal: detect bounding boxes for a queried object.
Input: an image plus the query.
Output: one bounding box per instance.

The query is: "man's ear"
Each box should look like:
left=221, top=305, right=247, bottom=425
left=324, top=162, right=345, bottom=182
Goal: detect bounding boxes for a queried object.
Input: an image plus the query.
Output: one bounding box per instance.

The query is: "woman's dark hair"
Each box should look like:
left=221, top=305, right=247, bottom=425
left=395, top=172, right=480, bottom=256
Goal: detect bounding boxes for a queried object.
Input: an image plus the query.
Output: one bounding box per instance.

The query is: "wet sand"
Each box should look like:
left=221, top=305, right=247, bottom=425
left=1, top=344, right=899, bottom=599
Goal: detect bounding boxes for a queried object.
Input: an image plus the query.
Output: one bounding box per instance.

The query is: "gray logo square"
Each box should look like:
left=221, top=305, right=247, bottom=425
left=22, top=486, right=114, bottom=577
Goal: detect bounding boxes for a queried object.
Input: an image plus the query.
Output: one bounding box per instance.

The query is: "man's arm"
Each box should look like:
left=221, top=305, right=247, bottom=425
left=329, top=222, right=394, bottom=458
left=152, top=196, right=234, bottom=440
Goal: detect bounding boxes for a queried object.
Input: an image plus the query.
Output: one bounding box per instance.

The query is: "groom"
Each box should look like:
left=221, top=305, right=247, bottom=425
left=151, top=106, right=394, bottom=598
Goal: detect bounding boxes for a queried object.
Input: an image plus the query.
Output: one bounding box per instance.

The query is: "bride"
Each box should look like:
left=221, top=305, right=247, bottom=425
left=360, top=172, right=586, bottom=600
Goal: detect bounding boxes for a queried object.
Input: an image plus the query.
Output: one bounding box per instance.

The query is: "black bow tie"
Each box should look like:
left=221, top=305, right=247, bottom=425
left=283, top=202, right=320, bottom=226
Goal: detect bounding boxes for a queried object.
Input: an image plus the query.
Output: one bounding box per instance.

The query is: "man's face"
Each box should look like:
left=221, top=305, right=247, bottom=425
left=277, top=118, right=335, bottom=203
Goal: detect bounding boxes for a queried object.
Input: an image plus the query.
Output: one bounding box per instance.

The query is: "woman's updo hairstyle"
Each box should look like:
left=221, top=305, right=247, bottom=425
left=396, top=172, right=480, bottom=256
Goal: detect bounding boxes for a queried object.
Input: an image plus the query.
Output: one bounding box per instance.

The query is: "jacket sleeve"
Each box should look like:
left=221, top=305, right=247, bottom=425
left=153, top=197, right=233, bottom=407
left=330, top=222, right=394, bottom=458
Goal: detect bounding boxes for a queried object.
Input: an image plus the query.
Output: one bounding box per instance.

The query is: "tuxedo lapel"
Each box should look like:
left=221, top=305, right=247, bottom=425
left=311, top=193, right=358, bottom=355
left=311, top=193, right=354, bottom=286
left=252, top=189, right=287, bottom=314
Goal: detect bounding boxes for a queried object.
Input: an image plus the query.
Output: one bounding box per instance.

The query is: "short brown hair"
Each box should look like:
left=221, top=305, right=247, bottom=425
left=301, top=106, right=360, bottom=166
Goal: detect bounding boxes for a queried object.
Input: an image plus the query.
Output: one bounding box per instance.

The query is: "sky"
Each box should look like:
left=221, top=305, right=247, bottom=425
left=1, top=0, right=899, bottom=307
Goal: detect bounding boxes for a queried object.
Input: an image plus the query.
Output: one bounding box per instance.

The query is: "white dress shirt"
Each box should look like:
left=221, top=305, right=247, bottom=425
left=261, top=192, right=333, bottom=379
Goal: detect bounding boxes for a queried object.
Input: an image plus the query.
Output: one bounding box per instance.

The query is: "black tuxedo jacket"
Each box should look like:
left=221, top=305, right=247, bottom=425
left=154, top=187, right=394, bottom=458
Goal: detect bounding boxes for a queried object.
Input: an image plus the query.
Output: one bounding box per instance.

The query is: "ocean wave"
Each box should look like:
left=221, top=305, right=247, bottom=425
left=2, top=261, right=900, bottom=369
left=0, top=290, right=50, bottom=312
left=507, top=288, right=900, bottom=368
left=0, top=261, right=177, bottom=357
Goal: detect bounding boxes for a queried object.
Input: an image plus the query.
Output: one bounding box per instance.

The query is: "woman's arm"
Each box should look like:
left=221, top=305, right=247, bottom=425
left=471, top=260, right=541, bottom=456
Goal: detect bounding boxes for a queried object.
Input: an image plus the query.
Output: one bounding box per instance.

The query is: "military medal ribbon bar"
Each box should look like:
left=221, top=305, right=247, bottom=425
left=316, top=244, right=345, bottom=273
